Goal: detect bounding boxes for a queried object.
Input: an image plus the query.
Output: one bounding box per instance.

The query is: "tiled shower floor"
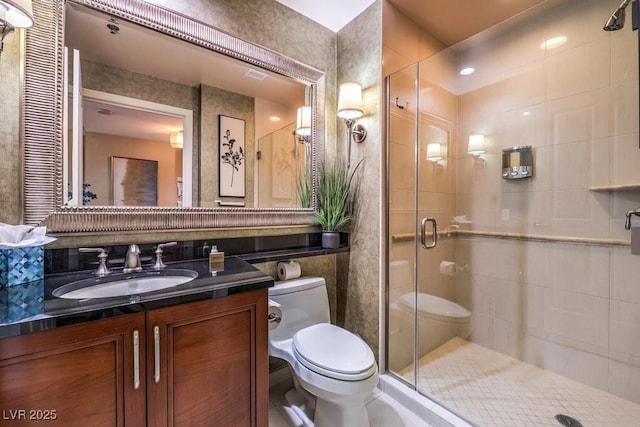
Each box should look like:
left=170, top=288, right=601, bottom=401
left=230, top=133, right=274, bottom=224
left=398, top=337, right=640, bottom=426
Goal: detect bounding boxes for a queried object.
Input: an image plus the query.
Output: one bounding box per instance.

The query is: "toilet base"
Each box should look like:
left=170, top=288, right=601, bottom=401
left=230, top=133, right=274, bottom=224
left=280, top=386, right=371, bottom=427
left=314, top=395, right=370, bottom=427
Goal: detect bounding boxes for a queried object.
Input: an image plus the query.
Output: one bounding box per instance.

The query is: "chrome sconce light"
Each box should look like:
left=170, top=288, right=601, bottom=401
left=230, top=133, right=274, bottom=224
left=468, top=134, right=487, bottom=165
left=0, top=0, right=33, bottom=59
left=337, top=82, right=367, bottom=168
left=426, top=143, right=444, bottom=168
left=295, top=105, right=311, bottom=144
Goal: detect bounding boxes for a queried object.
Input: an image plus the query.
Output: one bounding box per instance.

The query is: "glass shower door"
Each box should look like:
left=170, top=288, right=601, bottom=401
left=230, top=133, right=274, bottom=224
left=386, top=63, right=418, bottom=385
left=387, top=59, right=459, bottom=392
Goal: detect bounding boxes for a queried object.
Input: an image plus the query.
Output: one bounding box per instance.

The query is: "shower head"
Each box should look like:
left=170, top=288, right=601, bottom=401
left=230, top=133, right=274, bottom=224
left=604, top=0, right=633, bottom=31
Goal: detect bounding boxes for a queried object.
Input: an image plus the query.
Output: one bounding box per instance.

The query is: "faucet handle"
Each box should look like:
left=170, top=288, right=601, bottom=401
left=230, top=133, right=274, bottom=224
left=79, top=247, right=111, bottom=276
left=153, top=242, right=177, bottom=270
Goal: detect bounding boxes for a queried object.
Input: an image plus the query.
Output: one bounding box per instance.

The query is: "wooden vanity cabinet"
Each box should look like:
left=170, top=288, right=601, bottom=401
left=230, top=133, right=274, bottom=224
left=146, top=289, right=269, bottom=427
left=0, top=312, right=147, bottom=427
left=0, top=288, right=268, bottom=427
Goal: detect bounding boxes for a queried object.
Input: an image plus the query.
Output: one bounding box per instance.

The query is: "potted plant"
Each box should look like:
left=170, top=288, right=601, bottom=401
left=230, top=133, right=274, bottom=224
left=315, top=158, right=362, bottom=249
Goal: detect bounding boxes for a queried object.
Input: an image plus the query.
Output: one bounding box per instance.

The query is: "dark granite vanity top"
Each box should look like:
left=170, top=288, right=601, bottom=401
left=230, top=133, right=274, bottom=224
left=0, top=256, right=273, bottom=338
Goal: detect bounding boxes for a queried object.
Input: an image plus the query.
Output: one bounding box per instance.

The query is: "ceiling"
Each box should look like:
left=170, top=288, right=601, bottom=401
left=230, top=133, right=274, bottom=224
left=387, top=0, right=546, bottom=46
left=275, top=0, right=376, bottom=32
left=278, top=0, right=547, bottom=46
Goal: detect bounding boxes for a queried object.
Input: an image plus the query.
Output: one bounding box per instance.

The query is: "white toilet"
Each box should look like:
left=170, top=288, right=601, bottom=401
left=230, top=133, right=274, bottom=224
left=388, top=260, right=471, bottom=369
left=268, top=277, right=378, bottom=427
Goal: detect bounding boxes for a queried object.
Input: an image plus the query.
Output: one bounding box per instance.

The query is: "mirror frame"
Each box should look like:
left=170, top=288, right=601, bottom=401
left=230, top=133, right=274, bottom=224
left=23, top=0, right=325, bottom=233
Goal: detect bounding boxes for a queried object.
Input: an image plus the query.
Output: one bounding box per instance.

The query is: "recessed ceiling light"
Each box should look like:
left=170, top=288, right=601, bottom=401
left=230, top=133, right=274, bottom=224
left=459, top=67, right=475, bottom=76
left=269, top=116, right=281, bottom=122
left=540, top=36, right=567, bottom=50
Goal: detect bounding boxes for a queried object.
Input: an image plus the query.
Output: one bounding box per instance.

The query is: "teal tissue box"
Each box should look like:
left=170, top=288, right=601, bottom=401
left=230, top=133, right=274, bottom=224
left=0, top=279, right=45, bottom=323
left=0, top=246, right=44, bottom=286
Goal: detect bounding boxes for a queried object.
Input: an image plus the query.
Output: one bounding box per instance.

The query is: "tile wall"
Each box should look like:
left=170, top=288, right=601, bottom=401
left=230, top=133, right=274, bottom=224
left=385, top=0, right=640, bottom=404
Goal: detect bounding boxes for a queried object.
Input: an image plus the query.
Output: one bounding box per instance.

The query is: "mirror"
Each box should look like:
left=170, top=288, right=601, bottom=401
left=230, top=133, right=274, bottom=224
left=22, top=0, right=326, bottom=232
left=64, top=1, right=311, bottom=209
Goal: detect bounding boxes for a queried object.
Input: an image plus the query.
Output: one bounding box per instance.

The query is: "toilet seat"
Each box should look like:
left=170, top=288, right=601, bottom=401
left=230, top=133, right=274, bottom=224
left=398, top=293, right=471, bottom=324
left=293, top=323, right=376, bottom=381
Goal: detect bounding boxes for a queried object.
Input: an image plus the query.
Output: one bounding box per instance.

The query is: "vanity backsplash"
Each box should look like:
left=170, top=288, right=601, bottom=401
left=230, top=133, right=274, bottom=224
left=44, top=232, right=348, bottom=275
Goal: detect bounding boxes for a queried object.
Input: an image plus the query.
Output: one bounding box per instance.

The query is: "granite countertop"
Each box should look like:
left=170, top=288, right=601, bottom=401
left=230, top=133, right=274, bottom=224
left=0, top=256, right=273, bottom=338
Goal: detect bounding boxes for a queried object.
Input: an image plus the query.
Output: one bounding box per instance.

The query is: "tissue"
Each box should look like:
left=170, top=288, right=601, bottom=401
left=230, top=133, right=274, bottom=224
left=0, top=223, right=56, bottom=287
left=277, top=260, right=301, bottom=281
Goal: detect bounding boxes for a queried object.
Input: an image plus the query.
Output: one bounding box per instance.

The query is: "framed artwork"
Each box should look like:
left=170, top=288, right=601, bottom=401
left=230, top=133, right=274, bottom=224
left=111, top=156, right=158, bottom=206
left=218, top=115, right=246, bottom=197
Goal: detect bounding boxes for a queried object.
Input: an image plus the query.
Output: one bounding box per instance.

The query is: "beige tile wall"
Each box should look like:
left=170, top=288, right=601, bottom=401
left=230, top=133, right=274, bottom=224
left=385, top=0, right=640, bottom=404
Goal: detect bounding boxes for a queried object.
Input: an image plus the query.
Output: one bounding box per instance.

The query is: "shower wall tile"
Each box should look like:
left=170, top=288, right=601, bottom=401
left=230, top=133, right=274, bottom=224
left=610, top=359, right=640, bottom=403
left=542, top=340, right=609, bottom=391
left=612, top=133, right=640, bottom=185
left=419, top=50, right=459, bottom=102
left=546, top=244, right=610, bottom=298
left=544, top=288, right=609, bottom=357
left=611, top=80, right=639, bottom=136
left=611, top=248, right=640, bottom=304
left=456, top=193, right=498, bottom=231
left=494, top=190, right=546, bottom=235
left=494, top=103, right=546, bottom=152
left=545, top=87, right=611, bottom=146
left=544, top=189, right=611, bottom=238
left=547, top=138, right=611, bottom=191
left=491, top=65, right=546, bottom=113
left=609, top=299, right=640, bottom=367
left=470, top=313, right=494, bottom=349
left=545, top=40, right=610, bottom=101
left=610, top=28, right=639, bottom=85
left=455, top=272, right=495, bottom=316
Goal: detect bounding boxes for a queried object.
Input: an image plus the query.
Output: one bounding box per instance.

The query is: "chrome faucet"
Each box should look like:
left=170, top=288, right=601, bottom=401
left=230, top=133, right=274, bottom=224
left=123, top=244, right=142, bottom=273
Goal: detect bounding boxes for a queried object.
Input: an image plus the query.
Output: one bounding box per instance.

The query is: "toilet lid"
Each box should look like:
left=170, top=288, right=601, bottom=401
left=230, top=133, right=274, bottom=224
left=293, top=323, right=376, bottom=381
left=399, top=293, right=471, bottom=320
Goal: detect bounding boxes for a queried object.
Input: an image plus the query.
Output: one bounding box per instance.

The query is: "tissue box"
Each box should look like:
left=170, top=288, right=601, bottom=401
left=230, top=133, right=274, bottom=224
left=0, top=246, right=44, bottom=287
left=0, top=278, right=45, bottom=323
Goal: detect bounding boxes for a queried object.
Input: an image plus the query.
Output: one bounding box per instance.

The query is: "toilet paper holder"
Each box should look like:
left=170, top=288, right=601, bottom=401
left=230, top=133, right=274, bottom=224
left=625, top=209, right=640, bottom=230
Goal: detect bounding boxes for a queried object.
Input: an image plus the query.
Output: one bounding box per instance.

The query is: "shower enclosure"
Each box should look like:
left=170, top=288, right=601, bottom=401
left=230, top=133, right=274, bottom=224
left=385, top=0, right=640, bottom=425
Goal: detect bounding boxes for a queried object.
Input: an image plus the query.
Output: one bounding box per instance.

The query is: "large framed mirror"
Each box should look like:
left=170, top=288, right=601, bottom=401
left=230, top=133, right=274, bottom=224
left=23, top=0, right=325, bottom=233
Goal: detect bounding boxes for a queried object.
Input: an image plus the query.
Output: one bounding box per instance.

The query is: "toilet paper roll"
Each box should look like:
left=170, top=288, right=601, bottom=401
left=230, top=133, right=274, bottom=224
left=439, top=260, right=457, bottom=276
left=277, top=260, right=301, bottom=281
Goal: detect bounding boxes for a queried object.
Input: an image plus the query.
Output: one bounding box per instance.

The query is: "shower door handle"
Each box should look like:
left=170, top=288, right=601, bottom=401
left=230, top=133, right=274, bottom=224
left=421, top=217, right=438, bottom=249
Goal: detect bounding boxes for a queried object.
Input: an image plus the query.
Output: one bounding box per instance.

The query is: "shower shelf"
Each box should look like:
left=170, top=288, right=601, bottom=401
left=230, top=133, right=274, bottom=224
left=589, top=184, right=640, bottom=192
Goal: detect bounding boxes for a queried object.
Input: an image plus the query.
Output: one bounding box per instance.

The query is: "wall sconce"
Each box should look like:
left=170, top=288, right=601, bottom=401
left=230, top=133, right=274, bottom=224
left=337, top=82, right=367, bottom=168
left=468, top=134, right=486, bottom=165
left=0, top=0, right=34, bottom=59
left=169, top=130, right=183, bottom=149
left=295, top=105, right=311, bottom=143
left=426, top=143, right=443, bottom=168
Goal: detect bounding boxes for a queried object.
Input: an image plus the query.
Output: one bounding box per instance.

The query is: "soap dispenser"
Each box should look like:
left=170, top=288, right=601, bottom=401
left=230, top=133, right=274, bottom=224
left=209, top=245, right=225, bottom=275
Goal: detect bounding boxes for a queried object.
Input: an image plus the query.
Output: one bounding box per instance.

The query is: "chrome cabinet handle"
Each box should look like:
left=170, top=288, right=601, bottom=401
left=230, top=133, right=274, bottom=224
left=421, top=217, right=438, bottom=249
left=133, top=330, right=140, bottom=390
left=153, top=325, right=160, bottom=384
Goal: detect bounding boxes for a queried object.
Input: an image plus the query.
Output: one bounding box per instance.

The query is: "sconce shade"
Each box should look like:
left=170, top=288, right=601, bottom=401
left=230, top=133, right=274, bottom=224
left=169, top=130, right=183, bottom=149
left=0, top=0, right=34, bottom=28
left=426, top=143, right=443, bottom=161
left=468, top=134, right=486, bottom=155
left=295, top=106, right=311, bottom=136
left=337, top=82, right=363, bottom=119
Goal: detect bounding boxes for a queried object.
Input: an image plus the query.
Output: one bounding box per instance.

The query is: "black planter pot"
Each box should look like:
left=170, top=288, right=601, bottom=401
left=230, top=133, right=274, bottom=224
left=321, top=231, right=340, bottom=249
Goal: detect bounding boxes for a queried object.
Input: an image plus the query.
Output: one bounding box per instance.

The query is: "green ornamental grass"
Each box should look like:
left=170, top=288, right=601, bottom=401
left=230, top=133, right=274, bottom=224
left=315, top=158, right=363, bottom=232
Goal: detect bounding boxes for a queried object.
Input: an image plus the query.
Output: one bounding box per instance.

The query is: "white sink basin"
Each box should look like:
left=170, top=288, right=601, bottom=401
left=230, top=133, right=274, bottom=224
left=53, top=269, right=198, bottom=299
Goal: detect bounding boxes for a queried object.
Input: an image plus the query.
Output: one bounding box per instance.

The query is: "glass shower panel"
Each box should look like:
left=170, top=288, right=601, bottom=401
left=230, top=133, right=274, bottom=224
left=415, top=57, right=460, bottom=397
left=387, top=63, right=418, bottom=384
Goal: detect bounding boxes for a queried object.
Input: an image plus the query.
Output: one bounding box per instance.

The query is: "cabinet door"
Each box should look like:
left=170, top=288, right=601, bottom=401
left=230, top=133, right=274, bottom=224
left=0, top=313, right=146, bottom=427
left=146, top=289, right=268, bottom=427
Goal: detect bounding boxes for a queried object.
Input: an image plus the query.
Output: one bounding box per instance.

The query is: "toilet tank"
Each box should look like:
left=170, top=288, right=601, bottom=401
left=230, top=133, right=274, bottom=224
left=269, top=277, right=330, bottom=342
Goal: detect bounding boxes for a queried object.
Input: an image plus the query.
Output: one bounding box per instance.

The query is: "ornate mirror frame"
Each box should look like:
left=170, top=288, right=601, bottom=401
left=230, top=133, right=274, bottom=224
left=23, top=0, right=325, bottom=233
